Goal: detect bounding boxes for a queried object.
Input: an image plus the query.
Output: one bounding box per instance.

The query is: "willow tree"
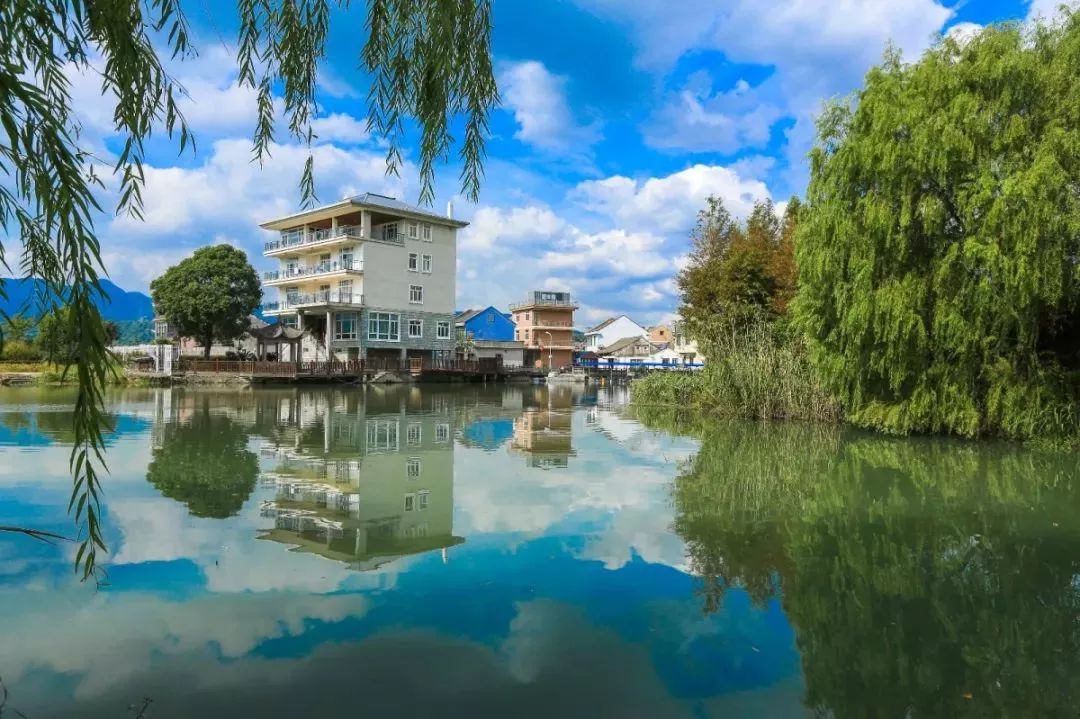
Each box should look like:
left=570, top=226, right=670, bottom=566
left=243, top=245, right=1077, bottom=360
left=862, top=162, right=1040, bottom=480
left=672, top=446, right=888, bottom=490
left=795, top=12, right=1080, bottom=438
left=0, top=0, right=496, bottom=578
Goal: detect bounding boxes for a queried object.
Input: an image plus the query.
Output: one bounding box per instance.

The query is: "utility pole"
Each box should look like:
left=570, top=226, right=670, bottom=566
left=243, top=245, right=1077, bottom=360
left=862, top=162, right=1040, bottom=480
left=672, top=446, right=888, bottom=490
left=544, top=331, right=553, bottom=370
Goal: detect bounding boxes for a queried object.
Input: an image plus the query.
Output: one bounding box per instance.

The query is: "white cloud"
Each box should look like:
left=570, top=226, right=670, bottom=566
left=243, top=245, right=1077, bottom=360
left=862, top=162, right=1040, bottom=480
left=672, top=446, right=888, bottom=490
left=1027, top=0, right=1079, bottom=21
left=572, top=163, right=770, bottom=232
left=498, top=60, right=601, bottom=153
left=455, top=163, right=769, bottom=325
left=945, top=22, right=984, bottom=45
left=311, top=112, right=372, bottom=145
left=643, top=71, right=784, bottom=154
left=575, top=0, right=953, bottom=178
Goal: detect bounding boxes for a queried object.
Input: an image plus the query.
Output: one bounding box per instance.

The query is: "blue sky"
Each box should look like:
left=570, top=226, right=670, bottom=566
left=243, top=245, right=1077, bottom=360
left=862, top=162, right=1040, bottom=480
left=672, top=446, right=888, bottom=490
left=61, top=0, right=1064, bottom=326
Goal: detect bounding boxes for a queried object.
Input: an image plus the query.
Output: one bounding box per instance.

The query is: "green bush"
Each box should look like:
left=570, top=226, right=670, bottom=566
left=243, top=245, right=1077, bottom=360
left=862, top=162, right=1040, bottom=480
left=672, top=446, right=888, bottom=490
left=0, top=339, right=44, bottom=361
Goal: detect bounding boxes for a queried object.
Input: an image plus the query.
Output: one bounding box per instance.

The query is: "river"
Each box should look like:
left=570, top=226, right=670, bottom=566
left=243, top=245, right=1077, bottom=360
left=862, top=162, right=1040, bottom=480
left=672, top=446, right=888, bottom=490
left=0, top=384, right=1078, bottom=717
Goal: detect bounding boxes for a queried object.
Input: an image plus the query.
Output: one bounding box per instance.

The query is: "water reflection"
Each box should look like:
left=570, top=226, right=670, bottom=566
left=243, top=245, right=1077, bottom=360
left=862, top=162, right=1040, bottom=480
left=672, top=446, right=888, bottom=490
left=641, top=409, right=1080, bottom=717
left=147, top=396, right=259, bottom=518
left=3, top=386, right=1079, bottom=716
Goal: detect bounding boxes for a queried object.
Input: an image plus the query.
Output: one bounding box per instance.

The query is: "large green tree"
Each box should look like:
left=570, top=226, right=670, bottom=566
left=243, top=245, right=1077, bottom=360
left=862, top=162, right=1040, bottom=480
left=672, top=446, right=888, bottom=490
left=151, top=245, right=261, bottom=358
left=678, top=196, right=802, bottom=347
left=0, top=0, right=496, bottom=577
left=795, top=14, right=1080, bottom=439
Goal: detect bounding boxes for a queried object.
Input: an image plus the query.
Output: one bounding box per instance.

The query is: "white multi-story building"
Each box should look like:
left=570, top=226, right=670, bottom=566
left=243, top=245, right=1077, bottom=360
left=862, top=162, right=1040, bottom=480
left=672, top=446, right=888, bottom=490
left=259, top=193, right=468, bottom=362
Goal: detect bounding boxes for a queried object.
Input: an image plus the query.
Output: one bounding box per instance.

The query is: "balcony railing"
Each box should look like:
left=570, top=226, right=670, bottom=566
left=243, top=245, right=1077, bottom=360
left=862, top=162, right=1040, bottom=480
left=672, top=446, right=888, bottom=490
left=509, top=297, right=576, bottom=311
left=263, top=260, right=363, bottom=282
left=528, top=319, right=574, bottom=328
left=264, top=223, right=405, bottom=253
left=261, top=291, right=364, bottom=313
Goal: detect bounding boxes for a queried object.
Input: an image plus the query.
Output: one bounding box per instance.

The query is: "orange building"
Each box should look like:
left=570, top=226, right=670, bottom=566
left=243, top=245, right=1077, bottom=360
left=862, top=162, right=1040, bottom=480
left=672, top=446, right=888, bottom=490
left=510, top=291, right=577, bottom=369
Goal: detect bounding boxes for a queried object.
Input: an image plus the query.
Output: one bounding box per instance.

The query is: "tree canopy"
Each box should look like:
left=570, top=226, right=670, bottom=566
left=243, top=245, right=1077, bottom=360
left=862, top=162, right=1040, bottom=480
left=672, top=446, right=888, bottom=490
left=795, top=14, right=1080, bottom=438
left=151, top=245, right=261, bottom=358
left=678, top=196, right=802, bottom=346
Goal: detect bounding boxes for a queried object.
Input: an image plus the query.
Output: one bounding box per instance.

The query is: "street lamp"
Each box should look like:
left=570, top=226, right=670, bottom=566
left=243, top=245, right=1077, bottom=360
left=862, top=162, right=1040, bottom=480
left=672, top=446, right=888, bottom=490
left=543, top=331, right=553, bottom=370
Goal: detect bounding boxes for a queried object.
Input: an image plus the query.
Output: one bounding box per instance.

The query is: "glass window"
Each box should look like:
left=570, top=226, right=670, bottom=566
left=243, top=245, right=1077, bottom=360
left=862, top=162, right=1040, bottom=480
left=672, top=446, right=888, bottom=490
left=418, top=491, right=429, bottom=510
left=525, top=329, right=530, bottom=339
left=404, top=493, right=415, bottom=512
left=436, top=321, right=451, bottom=339
left=409, top=285, right=423, bottom=304
left=368, top=312, right=400, bottom=341
left=408, top=318, right=423, bottom=338
left=408, top=222, right=419, bottom=239
left=407, top=458, right=421, bottom=478
left=366, top=419, right=399, bottom=451
left=334, top=312, right=358, bottom=340
left=435, top=423, right=450, bottom=442
left=422, top=224, right=432, bottom=241
left=408, top=252, right=418, bottom=271
left=422, top=254, right=432, bottom=273
left=407, top=423, right=422, bottom=445
left=282, top=315, right=299, bottom=329
left=383, top=223, right=398, bottom=241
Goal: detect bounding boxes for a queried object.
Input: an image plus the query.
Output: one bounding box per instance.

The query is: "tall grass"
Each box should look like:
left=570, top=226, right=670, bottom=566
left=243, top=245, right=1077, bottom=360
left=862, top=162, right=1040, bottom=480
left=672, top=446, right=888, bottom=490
left=633, top=319, right=841, bottom=423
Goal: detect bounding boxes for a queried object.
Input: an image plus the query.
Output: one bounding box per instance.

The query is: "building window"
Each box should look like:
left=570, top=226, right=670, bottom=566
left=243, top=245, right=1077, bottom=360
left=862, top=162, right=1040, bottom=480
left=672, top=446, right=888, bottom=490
left=282, top=315, right=299, bottom=329
left=407, top=423, right=422, bottom=445
left=418, top=491, right=429, bottom=510
left=383, top=223, right=398, bottom=241
left=408, top=318, right=423, bottom=338
left=407, top=458, right=421, bottom=478
left=422, top=223, right=432, bottom=241
left=408, top=252, right=419, bottom=271
left=525, top=329, right=530, bottom=339
left=409, top=285, right=423, bottom=304
left=515, top=329, right=520, bottom=340
left=404, top=493, right=415, bottom=512
left=487, top=313, right=494, bottom=323
left=421, top=254, right=432, bottom=273
left=368, top=312, right=400, bottom=341
left=366, top=419, right=399, bottom=452
left=525, top=311, right=530, bottom=320
left=334, top=312, right=358, bottom=340
left=435, top=423, right=450, bottom=442
left=436, top=321, right=451, bottom=339
left=407, top=222, right=419, bottom=239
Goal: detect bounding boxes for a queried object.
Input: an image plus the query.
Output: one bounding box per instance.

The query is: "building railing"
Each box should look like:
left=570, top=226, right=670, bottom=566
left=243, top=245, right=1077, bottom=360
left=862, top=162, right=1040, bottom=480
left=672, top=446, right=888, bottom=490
left=261, top=292, right=364, bottom=313
left=264, top=223, right=406, bottom=253
left=176, top=357, right=503, bottom=376
left=528, top=319, right=574, bottom=328
left=509, top=297, right=576, bottom=311
left=263, top=260, right=363, bottom=282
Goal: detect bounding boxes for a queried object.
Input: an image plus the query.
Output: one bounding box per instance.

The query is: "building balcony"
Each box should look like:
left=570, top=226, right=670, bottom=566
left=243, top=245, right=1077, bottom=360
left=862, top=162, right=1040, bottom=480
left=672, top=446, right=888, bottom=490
left=263, top=224, right=404, bottom=256
left=527, top=319, right=574, bottom=329
left=263, top=260, right=363, bottom=285
left=261, top=292, right=365, bottom=315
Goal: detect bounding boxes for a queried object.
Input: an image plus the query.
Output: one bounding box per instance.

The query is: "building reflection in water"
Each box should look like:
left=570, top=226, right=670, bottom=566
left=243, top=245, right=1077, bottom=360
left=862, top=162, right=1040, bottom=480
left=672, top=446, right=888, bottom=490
left=254, top=386, right=463, bottom=571
left=510, top=384, right=577, bottom=469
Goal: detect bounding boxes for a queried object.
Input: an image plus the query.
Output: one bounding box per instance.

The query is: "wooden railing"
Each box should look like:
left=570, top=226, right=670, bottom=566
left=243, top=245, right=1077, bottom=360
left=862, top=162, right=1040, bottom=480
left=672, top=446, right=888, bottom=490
left=177, top=356, right=504, bottom=376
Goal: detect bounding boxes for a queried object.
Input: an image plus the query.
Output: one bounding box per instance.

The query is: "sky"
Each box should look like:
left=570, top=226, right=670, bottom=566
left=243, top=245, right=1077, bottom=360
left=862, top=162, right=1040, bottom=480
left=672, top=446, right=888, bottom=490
left=45, top=0, right=1075, bottom=326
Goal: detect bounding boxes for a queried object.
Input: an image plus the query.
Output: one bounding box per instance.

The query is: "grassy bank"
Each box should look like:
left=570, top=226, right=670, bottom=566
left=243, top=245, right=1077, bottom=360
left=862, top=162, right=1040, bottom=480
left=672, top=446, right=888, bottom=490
left=0, top=360, right=141, bottom=386
left=632, top=321, right=841, bottom=423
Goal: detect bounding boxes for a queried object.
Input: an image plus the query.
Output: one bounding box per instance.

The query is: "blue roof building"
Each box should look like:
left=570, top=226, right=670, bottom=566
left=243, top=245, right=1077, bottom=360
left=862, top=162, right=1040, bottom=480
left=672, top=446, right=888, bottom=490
left=455, top=306, right=516, bottom=341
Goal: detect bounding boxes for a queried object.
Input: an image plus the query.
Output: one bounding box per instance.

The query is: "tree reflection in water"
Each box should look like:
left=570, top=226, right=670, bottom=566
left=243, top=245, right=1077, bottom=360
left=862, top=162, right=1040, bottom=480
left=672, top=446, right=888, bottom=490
left=636, top=407, right=1080, bottom=716
left=146, top=398, right=259, bottom=518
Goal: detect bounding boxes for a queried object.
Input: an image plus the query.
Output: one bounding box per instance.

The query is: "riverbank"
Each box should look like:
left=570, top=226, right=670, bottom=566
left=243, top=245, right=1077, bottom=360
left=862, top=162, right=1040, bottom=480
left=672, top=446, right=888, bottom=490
left=631, top=323, right=840, bottom=424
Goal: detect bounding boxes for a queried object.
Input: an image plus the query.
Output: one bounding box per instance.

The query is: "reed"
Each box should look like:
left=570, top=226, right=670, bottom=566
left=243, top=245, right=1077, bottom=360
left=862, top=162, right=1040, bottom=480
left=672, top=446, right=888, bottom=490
left=632, top=319, right=841, bottom=423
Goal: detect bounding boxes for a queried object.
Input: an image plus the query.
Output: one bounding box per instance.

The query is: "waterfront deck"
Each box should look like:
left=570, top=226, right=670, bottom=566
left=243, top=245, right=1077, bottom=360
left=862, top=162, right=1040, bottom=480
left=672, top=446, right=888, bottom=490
left=175, top=358, right=545, bottom=382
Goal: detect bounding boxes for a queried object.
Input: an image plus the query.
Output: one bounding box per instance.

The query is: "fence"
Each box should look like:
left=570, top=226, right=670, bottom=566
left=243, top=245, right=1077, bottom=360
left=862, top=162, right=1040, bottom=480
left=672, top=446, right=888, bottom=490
left=176, top=356, right=503, bottom=376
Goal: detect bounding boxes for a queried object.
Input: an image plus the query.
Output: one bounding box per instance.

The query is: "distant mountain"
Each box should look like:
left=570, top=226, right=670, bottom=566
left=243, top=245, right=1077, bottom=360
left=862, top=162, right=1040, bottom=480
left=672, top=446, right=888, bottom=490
left=0, top=277, right=154, bottom=322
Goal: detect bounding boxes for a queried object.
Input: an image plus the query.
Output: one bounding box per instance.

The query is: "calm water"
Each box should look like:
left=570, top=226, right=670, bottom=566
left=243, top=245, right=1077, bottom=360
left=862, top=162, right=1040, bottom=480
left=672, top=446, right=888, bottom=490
left=1, top=385, right=1078, bottom=717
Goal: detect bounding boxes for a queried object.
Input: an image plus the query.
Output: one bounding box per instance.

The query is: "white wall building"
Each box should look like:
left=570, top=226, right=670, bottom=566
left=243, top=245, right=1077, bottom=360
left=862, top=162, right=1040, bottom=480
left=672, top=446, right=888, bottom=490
left=260, top=193, right=468, bottom=362
left=583, top=315, right=648, bottom=351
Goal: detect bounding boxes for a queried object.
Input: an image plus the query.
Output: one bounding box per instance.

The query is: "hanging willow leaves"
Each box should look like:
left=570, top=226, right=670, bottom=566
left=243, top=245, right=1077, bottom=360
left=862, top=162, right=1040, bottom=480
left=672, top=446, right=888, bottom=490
left=0, top=0, right=497, bottom=580
left=794, top=11, right=1080, bottom=439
